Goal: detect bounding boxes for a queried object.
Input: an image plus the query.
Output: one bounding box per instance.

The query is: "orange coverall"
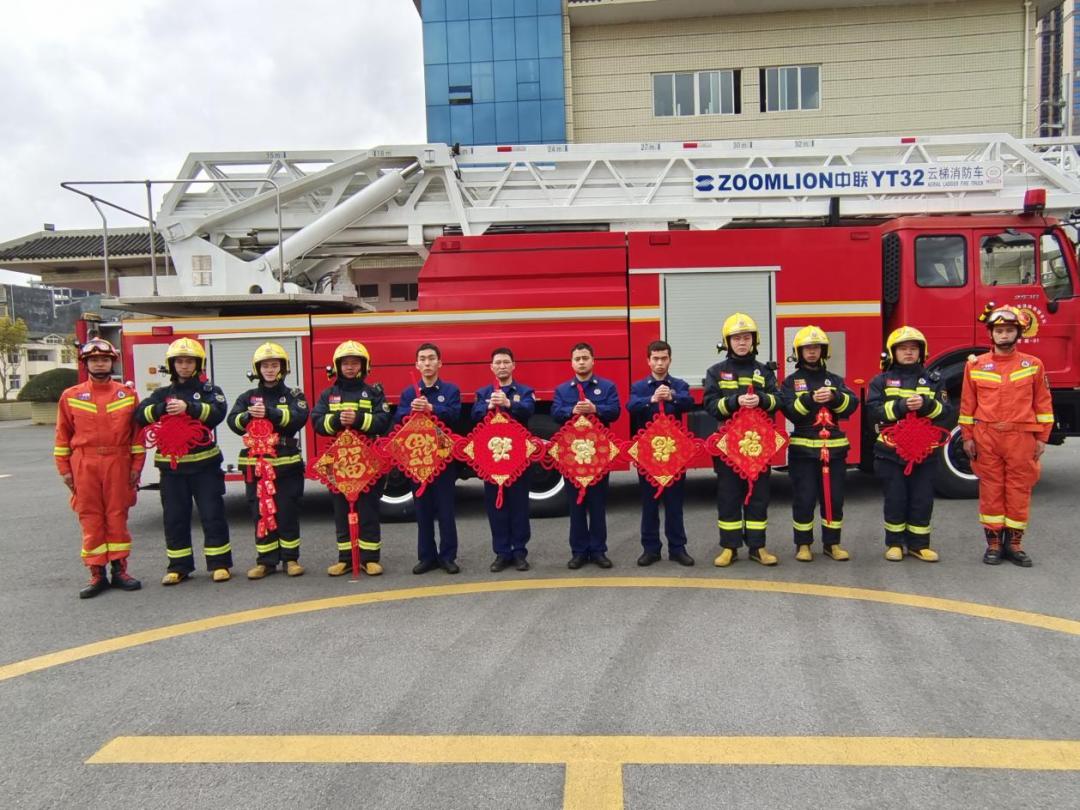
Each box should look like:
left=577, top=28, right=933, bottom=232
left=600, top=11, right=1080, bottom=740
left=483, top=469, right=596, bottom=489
left=54, top=380, right=146, bottom=567
left=959, top=350, right=1054, bottom=533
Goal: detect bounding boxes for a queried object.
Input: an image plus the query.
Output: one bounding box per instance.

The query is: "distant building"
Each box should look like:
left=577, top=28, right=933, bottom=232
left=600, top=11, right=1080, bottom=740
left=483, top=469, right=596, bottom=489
left=3, top=332, right=75, bottom=394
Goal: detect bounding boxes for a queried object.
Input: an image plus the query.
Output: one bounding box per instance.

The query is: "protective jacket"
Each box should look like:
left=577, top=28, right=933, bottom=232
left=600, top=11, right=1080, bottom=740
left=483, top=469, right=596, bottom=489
left=779, top=363, right=858, bottom=461
left=312, top=375, right=392, bottom=439
left=227, top=382, right=309, bottom=470
left=866, top=363, right=953, bottom=462
left=135, top=377, right=227, bottom=472
left=702, top=355, right=780, bottom=423
left=959, top=350, right=1054, bottom=442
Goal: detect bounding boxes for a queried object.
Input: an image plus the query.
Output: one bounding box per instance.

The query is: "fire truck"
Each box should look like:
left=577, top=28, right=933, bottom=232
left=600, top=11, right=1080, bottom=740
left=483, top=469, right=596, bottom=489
left=73, top=134, right=1080, bottom=515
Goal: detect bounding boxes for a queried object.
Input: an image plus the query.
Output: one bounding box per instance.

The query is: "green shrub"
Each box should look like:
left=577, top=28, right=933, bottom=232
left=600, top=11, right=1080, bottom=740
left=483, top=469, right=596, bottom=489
left=17, top=368, right=79, bottom=402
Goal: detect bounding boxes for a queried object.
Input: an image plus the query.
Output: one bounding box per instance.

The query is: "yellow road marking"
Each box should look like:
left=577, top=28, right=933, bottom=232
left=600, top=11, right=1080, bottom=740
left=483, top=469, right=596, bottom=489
left=89, top=734, right=1080, bottom=809
left=3, top=577, right=1079, bottom=684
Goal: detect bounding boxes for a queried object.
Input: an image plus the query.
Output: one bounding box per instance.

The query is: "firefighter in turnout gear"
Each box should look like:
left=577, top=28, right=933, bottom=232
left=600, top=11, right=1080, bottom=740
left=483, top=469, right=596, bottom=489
left=312, top=340, right=392, bottom=576
left=866, top=326, right=954, bottom=562
left=227, top=343, right=310, bottom=579
left=779, top=326, right=859, bottom=562
left=135, top=338, right=231, bottom=585
left=960, top=305, right=1053, bottom=567
left=703, top=313, right=781, bottom=567
left=54, top=338, right=145, bottom=598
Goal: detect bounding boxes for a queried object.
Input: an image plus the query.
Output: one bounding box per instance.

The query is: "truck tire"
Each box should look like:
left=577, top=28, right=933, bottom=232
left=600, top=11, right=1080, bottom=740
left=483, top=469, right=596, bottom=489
left=527, top=413, right=568, bottom=517
left=379, top=469, right=416, bottom=521
left=935, top=422, right=979, bottom=499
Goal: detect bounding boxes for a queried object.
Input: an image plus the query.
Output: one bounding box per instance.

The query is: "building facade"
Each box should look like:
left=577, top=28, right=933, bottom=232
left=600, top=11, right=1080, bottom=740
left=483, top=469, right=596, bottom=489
left=1037, top=1, right=1080, bottom=136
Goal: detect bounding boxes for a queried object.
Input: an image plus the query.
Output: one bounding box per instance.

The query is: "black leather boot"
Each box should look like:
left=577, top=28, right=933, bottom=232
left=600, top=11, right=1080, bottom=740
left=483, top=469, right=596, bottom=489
left=79, top=565, right=109, bottom=599
left=982, top=528, right=1003, bottom=566
left=110, top=558, right=142, bottom=591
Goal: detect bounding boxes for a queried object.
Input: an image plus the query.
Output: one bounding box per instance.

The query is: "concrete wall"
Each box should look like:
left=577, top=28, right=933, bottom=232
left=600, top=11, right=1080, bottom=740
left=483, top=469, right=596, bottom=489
left=568, top=0, right=1038, bottom=142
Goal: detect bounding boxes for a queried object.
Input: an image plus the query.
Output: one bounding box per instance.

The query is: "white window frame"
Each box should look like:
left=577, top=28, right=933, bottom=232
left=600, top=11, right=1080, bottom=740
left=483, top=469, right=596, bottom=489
left=761, top=65, right=820, bottom=112
left=653, top=70, right=739, bottom=117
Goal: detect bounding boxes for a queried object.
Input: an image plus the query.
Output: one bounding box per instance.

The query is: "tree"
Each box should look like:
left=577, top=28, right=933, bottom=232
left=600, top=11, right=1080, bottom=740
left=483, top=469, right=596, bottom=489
left=0, top=317, right=29, bottom=401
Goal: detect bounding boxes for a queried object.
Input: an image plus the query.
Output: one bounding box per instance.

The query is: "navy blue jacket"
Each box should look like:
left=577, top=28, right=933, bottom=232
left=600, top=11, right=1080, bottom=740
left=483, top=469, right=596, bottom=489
left=136, top=376, right=227, bottom=472
left=626, top=374, right=693, bottom=433
left=395, top=379, right=461, bottom=425
left=552, top=376, right=621, bottom=426
left=472, top=380, right=536, bottom=426
left=311, top=375, right=391, bottom=438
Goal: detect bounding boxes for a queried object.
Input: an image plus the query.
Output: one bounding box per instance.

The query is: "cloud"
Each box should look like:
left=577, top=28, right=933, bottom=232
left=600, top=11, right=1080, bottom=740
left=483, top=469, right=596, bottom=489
left=0, top=0, right=425, bottom=239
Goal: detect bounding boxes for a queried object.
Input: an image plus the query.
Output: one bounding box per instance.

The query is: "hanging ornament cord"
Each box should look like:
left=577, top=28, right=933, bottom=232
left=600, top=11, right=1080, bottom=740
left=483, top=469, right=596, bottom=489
left=575, top=382, right=589, bottom=505
left=813, top=407, right=835, bottom=524
left=651, top=398, right=667, bottom=500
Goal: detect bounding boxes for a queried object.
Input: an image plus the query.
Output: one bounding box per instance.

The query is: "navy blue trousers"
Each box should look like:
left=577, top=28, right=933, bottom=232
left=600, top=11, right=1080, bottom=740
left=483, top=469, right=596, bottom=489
left=639, top=474, right=687, bottom=555
left=484, top=478, right=531, bottom=560
left=566, top=475, right=608, bottom=557
left=415, top=464, right=458, bottom=563
left=159, top=465, right=230, bottom=573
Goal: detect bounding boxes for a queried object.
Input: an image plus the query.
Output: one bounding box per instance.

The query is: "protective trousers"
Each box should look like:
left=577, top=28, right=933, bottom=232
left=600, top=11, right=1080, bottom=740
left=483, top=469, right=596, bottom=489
left=971, top=425, right=1040, bottom=533
left=567, top=475, right=609, bottom=557
left=415, top=464, right=459, bottom=564
left=639, top=475, right=687, bottom=555
left=332, top=477, right=386, bottom=564
left=484, top=478, right=531, bottom=560
left=70, top=448, right=135, bottom=566
left=715, top=460, right=770, bottom=550
left=159, top=467, right=231, bottom=573
left=245, top=468, right=304, bottom=566
left=789, top=456, right=846, bottom=547
left=875, top=456, right=935, bottom=550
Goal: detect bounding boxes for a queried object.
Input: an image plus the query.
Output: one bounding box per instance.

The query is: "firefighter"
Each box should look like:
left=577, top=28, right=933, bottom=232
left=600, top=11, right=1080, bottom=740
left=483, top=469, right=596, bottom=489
left=960, top=306, right=1053, bottom=567
left=135, top=338, right=231, bottom=584
left=626, top=339, right=695, bottom=567
left=866, top=326, right=953, bottom=562
left=227, top=342, right=310, bottom=580
left=312, top=340, right=392, bottom=576
left=552, top=342, right=622, bottom=569
left=703, top=313, right=781, bottom=567
left=472, top=347, right=536, bottom=572
left=779, top=326, right=859, bottom=562
left=54, top=338, right=145, bottom=598
left=396, top=343, right=462, bottom=574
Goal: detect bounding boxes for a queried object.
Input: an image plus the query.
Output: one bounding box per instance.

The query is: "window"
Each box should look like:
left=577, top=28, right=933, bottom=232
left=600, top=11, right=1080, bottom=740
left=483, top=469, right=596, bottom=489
left=915, top=236, right=967, bottom=288
left=760, top=65, right=820, bottom=112
left=192, top=255, right=213, bottom=287
left=8, top=376, right=19, bottom=390
left=390, top=283, right=419, bottom=302
left=980, top=231, right=1036, bottom=286
left=1040, top=232, right=1075, bottom=300
left=6, top=351, right=18, bottom=364
left=654, top=70, right=740, bottom=117
left=357, top=284, right=380, bottom=302
left=27, top=350, right=51, bottom=362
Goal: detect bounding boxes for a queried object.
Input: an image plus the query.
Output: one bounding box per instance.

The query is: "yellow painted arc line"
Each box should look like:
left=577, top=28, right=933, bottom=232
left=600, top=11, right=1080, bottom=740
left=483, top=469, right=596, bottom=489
left=3, top=577, right=1079, bottom=685
left=89, top=734, right=1080, bottom=771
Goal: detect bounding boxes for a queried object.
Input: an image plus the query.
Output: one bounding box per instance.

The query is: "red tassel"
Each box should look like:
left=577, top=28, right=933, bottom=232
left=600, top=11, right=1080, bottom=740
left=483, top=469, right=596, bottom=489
left=495, top=485, right=504, bottom=510
left=347, top=507, right=360, bottom=578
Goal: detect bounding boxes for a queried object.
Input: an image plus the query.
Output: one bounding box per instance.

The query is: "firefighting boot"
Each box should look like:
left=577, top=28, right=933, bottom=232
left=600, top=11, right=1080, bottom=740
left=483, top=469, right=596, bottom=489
left=823, top=544, right=851, bottom=561
left=795, top=545, right=813, bottom=562
left=327, top=562, right=350, bottom=577
left=110, top=559, right=142, bottom=591
left=713, top=548, right=737, bottom=567
left=212, top=568, right=232, bottom=582
left=884, top=546, right=904, bottom=562
left=907, top=547, right=940, bottom=562
left=79, top=565, right=109, bottom=599
left=285, top=560, right=305, bottom=577
left=982, top=528, right=1004, bottom=566
left=161, top=571, right=189, bottom=586
left=1004, top=530, right=1033, bottom=568
left=748, top=547, right=778, bottom=566
left=364, top=562, right=383, bottom=576
left=247, top=564, right=276, bottom=580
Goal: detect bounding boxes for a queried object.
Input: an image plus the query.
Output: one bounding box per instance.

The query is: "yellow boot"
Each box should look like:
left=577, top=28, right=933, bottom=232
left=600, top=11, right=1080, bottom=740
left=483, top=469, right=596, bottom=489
left=285, top=560, right=305, bottom=577
left=795, top=545, right=813, bottom=562
left=884, top=546, right=904, bottom=562
left=161, top=571, right=188, bottom=586
left=247, top=564, right=274, bottom=580
left=364, top=562, right=383, bottom=576
left=907, top=547, right=939, bottom=562
left=824, top=545, right=850, bottom=561
left=713, top=548, right=737, bottom=567
left=327, top=562, right=350, bottom=577
left=749, top=547, right=778, bottom=566
left=212, top=568, right=231, bottom=582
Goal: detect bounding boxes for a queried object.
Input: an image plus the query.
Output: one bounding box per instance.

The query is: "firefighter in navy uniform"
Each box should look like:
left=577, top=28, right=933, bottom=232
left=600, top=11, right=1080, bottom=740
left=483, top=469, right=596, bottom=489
left=135, top=338, right=232, bottom=585
left=779, top=326, right=859, bottom=562
left=227, top=342, right=310, bottom=580
left=703, top=313, right=781, bottom=567
left=866, top=326, right=954, bottom=562
left=312, top=341, right=392, bottom=577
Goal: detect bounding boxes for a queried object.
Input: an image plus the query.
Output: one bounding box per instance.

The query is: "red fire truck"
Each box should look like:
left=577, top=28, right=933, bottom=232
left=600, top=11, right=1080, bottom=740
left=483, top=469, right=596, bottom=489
left=73, top=135, right=1080, bottom=514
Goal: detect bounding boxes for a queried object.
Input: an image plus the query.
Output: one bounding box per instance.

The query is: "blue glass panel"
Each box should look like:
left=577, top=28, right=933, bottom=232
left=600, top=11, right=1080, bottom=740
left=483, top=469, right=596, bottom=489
left=469, top=19, right=493, bottom=61
left=448, top=62, right=472, bottom=86
left=538, top=14, right=562, bottom=58
left=518, top=81, right=539, bottom=100
left=517, top=100, right=541, bottom=143
left=447, top=21, right=470, bottom=62
left=496, top=102, right=519, bottom=142
left=492, top=18, right=515, bottom=60
left=445, top=0, right=469, bottom=20
left=427, top=105, right=452, bottom=144
left=516, top=58, right=539, bottom=83
left=424, top=0, right=447, bottom=21
left=472, top=62, right=495, bottom=102
left=537, top=0, right=561, bottom=12
left=515, top=0, right=537, bottom=14
left=473, top=103, right=496, bottom=144
left=494, top=61, right=517, bottom=101
left=423, top=22, right=448, bottom=65
left=469, top=0, right=491, bottom=17
left=539, top=57, right=562, bottom=99
left=425, top=63, right=449, bottom=105
left=450, top=104, right=474, bottom=144
left=515, top=16, right=538, bottom=60
left=541, top=98, right=565, bottom=142
left=491, top=0, right=515, bottom=17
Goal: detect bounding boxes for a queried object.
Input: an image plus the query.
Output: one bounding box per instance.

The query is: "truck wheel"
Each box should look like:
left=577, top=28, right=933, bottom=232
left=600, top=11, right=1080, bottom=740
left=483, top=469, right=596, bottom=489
left=379, top=469, right=415, bottom=521
left=528, top=463, right=567, bottom=517
left=935, top=423, right=979, bottom=499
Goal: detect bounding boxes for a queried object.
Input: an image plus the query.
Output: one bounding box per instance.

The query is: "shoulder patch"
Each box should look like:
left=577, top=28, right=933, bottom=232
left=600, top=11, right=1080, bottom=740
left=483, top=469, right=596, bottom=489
left=929, top=370, right=942, bottom=382
left=291, top=388, right=302, bottom=397
left=381, top=402, right=390, bottom=412
left=203, top=383, right=214, bottom=392
left=215, top=394, right=225, bottom=402
left=371, top=383, right=384, bottom=395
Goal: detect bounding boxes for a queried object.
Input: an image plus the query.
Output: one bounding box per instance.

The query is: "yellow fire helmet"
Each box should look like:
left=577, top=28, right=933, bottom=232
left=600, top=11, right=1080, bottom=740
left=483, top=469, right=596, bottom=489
left=720, top=312, right=759, bottom=352
left=884, top=325, right=927, bottom=365
left=331, top=340, right=371, bottom=376
left=252, top=341, right=290, bottom=380
left=78, top=337, right=119, bottom=363
left=164, top=337, right=207, bottom=374
left=792, top=325, right=830, bottom=361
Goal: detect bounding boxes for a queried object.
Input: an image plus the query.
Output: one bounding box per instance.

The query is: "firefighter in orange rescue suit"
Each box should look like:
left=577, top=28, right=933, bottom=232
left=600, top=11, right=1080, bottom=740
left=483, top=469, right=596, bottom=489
left=960, top=306, right=1053, bottom=567
left=54, top=338, right=145, bottom=598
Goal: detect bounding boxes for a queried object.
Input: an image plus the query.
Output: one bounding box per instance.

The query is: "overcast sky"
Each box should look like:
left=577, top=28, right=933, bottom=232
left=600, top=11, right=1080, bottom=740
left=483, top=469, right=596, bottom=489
left=0, top=0, right=426, bottom=285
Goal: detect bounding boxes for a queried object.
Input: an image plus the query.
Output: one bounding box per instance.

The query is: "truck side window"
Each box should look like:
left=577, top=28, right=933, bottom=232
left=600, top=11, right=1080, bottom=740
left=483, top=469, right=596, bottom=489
left=980, top=231, right=1036, bottom=286
left=915, top=235, right=966, bottom=287
left=1040, top=232, right=1074, bottom=301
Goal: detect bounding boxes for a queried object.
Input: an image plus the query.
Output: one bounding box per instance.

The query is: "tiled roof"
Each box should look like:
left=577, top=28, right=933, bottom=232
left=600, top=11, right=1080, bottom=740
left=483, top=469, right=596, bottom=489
left=0, top=231, right=165, bottom=261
